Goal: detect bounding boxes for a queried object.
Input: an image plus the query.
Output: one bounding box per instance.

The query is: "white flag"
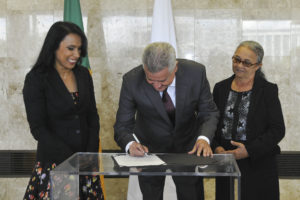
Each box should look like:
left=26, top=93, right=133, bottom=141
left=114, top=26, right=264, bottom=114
left=151, top=0, right=177, bottom=55
left=127, top=0, right=178, bottom=199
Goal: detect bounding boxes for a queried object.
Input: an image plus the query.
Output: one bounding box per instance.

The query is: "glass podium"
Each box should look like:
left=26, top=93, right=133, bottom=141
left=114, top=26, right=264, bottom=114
left=50, top=153, right=241, bottom=200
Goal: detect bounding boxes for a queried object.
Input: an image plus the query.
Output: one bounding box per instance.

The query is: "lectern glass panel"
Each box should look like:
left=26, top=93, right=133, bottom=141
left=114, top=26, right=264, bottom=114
left=50, top=153, right=241, bottom=200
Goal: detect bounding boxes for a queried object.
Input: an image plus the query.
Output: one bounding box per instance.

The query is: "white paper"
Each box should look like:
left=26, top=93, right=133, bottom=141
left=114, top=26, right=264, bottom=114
left=113, top=154, right=165, bottom=167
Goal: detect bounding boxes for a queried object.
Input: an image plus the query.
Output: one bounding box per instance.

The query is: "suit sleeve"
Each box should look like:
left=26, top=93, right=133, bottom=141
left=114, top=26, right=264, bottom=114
left=211, top=83, right=222, bottom=150
left=196, top=67, right=219, bottom=142
left=245, top=84, right=285, bottom=161
left=23, top=71, right=73, bottom=162
left=86, top=71, right=100, bottom=152
left=114, top=76, right=136, bottom=150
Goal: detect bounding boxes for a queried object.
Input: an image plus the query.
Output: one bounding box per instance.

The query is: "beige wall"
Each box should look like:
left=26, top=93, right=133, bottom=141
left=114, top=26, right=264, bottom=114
left=0, top=0, right=299, bottom=199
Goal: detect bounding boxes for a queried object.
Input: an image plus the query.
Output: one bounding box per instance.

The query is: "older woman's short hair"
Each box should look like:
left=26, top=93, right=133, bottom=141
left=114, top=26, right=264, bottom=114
left=236, top=40, right=264, bottom=64
left=236, top=40, right=266, bottom=79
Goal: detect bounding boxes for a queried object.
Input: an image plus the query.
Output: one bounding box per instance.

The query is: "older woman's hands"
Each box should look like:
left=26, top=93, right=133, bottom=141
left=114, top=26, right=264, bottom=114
left=214, top=141, right=249, bottom=160
left=226, top=140, right=249, bottom=160
left=214, top=146, right=226, bottom=154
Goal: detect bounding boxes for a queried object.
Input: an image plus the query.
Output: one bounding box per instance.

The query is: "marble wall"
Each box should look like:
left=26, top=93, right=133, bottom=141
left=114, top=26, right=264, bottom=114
left=0, top=0, right=299, bottom=199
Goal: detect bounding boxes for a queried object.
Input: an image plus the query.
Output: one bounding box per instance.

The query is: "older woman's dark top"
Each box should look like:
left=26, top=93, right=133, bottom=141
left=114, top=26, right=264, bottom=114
left=212, top=74, right=285, bottom=200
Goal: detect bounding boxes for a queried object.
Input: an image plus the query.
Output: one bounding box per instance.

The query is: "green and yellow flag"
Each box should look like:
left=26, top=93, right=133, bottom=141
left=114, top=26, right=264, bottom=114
left=64, top=0, right=91, bottom=72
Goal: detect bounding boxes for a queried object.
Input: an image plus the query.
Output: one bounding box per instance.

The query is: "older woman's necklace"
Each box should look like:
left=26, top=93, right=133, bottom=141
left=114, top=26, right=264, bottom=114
left=231, top=78, right=254, bottom=92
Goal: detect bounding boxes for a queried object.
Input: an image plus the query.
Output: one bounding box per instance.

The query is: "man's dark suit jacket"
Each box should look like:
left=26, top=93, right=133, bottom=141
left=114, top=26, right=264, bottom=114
left=23, top=65, right=100, bottom=165
left=212, top=74, right=285, bottom=200
left=114, top=59, right=219, bottom=153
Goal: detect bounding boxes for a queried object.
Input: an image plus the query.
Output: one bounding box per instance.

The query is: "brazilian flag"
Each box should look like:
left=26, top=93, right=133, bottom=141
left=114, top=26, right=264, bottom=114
left=64, top=0, right=91, bottom=72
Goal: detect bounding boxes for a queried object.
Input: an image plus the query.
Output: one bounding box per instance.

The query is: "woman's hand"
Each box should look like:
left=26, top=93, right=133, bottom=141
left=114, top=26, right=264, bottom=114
left=226, top=140, right=249, bottom=160
left=214, top=146, right=226, bottom=154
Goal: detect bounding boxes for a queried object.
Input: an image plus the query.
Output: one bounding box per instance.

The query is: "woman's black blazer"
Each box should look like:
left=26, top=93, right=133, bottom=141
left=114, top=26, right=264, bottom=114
left=23, top=65, right=100, bottom=165
left=212, top=74, right=285, bottom=162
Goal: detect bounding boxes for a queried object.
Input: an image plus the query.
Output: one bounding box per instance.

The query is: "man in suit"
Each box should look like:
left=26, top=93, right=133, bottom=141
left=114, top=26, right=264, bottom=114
left=114, top=42, right=219, bottom=200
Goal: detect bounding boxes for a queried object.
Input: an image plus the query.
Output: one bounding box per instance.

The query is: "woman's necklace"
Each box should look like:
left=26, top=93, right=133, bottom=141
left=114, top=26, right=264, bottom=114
left=232, top=78, right=254, bottom=92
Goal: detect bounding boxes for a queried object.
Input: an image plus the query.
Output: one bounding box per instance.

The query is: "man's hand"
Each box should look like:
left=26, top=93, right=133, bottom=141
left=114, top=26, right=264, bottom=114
left=129, top=141, right=149, bottom=157
left=225, top=140, right=249, bottom=160
left=214, top=146, right=226, bottom=154
left=188, top=139, right=213, bottom=157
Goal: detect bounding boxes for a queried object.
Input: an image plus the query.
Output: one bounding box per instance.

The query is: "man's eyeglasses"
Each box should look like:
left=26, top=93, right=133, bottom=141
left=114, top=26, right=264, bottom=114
left=232, top=56, right=258, bottom=68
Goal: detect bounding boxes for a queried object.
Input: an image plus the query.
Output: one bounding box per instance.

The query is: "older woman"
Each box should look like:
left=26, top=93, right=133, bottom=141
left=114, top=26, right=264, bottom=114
left=212, top=41, right=285, bottom=200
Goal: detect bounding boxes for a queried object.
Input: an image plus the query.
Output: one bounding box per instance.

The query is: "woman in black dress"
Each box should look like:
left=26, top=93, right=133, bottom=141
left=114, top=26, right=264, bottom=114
left=212, top=40, right=285, bottom=200
left=23, top=21, right=104, bottom=200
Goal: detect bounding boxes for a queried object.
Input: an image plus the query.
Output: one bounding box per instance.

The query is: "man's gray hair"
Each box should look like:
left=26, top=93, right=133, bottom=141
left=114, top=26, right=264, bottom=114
left=142, top=42, right=176, bottom=73
left=236, top=40, right=264, bottom=64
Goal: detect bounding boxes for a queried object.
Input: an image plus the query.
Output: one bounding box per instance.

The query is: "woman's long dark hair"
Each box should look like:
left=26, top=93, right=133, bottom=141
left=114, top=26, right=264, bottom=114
left=32, top=21, right=87, bottom=73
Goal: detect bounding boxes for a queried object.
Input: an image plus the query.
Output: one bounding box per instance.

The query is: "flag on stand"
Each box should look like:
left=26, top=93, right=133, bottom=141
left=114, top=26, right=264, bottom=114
left=64, top=1, right=106, bottom=199
left=151, top=0, right=177, bottom=55
left=127, top=0, right=177, bottom=199
left=64, top=0, right=91, bottom=72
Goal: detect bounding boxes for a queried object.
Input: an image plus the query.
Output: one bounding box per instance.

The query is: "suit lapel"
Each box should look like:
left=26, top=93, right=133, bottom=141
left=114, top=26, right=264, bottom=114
left=74, top=67, right=86, bottom=108
left=175, top=67, right=187, bottom=127
left=47, top=68, right=75, bottom=106
left=220, top=76, right=234, bottom=113
left=142, top=78, right=172, bottom=125
left=247, top=75, right=264, bottom=127
left=47, top=67, right=83, bottom=108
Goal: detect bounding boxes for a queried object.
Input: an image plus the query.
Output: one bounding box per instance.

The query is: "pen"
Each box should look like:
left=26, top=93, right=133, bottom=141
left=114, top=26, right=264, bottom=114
left=132, top=133, right=141, bottom=143
left=132, top=134, right=148, bottom=156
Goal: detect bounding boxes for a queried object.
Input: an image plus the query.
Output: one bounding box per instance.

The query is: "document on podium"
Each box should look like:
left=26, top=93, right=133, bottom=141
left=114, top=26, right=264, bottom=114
left=112, top=154, right=166, bottom=167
